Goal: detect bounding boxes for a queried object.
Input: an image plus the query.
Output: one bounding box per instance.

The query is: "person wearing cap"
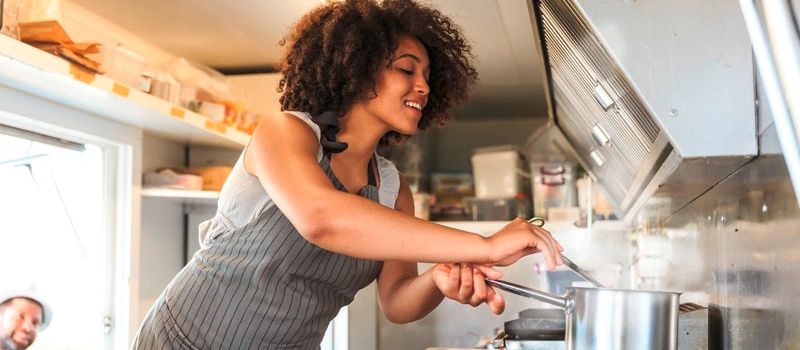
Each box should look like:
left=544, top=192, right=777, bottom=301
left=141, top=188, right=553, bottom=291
left=0, top=290, right=52, bottom=350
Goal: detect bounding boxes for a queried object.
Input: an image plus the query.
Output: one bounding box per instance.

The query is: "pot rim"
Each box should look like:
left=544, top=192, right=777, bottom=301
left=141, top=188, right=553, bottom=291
left=565, top=286, right=683, bottom=296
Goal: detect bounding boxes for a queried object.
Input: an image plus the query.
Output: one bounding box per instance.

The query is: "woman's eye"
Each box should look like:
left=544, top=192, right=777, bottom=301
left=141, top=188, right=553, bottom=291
left=399, top=68, right=413, bottom=75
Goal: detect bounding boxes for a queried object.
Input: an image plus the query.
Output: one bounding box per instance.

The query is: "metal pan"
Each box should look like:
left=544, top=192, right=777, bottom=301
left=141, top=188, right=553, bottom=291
left=486, top=278, right=681, bottom=350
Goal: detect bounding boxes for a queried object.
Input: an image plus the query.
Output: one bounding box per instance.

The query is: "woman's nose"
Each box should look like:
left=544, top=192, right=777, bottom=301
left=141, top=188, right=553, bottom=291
left=416, top=75, right=430, bottom=96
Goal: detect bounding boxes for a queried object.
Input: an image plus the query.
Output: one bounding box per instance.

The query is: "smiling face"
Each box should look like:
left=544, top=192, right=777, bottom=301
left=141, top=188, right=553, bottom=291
left=354, top=34, right=431, bottom=136
left=0, top=298, right=43, bottom=350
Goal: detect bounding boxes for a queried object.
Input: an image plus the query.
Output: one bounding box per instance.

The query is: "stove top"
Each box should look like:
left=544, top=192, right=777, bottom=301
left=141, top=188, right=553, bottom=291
left=488, top=334, right=565, bottom=350
left=503, top=309, right=566, bottom=341
left=489, top=308, right=566, bottom=350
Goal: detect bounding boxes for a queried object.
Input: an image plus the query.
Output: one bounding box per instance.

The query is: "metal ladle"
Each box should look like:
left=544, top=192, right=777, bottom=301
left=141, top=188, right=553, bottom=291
left=527, top=217, right=605, bottom=288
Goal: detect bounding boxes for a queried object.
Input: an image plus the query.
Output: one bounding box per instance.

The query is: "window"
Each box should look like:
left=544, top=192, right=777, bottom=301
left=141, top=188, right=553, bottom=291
left=0, top=130, right=113, bottom=349
left=0, top=107, right=136, bottom=349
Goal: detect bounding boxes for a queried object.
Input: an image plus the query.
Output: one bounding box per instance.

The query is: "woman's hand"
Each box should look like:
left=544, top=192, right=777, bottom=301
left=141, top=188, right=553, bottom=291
left=432, top=263, right=506, bottom=315
left=485, top=218, right=564, bottom=271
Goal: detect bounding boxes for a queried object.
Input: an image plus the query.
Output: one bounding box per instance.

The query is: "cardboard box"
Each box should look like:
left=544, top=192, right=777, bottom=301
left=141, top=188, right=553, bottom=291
left=430, top=172, right=473, bottom=195
left=173, top=166, right=232, bottom=191
left=19, top=21, right=102, bottom=73
left=143, top=170, right=202, bottom=191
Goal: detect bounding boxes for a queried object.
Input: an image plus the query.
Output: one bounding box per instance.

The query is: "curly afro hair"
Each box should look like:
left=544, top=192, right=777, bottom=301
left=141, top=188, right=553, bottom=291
left=277, top=0, right=479, bottom=145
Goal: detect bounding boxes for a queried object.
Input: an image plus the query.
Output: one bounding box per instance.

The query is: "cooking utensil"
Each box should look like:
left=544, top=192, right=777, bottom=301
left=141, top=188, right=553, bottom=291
left=527, top=216, right=547, bottom=226
left=486, top=278, right=681, bottom=350
left=558, top=254, right=604, bottom=288
left=527, top=216, right=604, bottom=287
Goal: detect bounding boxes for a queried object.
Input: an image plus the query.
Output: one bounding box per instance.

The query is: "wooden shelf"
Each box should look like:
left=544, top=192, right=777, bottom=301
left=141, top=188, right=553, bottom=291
left=141, top=188, right=219, bottom=205
left=0, top=35, right=249, bottom=150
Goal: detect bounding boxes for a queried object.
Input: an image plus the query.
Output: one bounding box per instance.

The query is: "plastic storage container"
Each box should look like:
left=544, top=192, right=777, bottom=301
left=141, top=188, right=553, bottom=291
left=464, top=197, right=518, bottom=221
left=531, top=162, right=577, bottom=218
left=524, top=122, right=579, bottom=219
left=470, top=145, right=529, bottom=199
left=93, top=45, right=147, bottom=89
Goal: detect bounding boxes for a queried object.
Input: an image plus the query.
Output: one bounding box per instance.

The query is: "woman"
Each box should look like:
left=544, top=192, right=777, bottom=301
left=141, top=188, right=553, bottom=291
left=133, top=0, right=563, bottom=348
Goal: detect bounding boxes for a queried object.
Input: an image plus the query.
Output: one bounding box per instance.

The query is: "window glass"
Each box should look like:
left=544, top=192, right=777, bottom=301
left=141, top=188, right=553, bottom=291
left=0, top=134, right=110, bottom=349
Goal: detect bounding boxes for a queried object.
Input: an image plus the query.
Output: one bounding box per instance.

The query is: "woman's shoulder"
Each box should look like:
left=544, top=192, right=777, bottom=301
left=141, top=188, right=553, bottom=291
left=256, top=111, right=322, bottom=144
left=249, top=111, right=325, bottom=161
left=275, top=111, right=321, bottom=136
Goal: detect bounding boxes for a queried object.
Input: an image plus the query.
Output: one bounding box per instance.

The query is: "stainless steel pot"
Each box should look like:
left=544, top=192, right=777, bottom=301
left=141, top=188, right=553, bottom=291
left=487, top=279, right=681, bottom=350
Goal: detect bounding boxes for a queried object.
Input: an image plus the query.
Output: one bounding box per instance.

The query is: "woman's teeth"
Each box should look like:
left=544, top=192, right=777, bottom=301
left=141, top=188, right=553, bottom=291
left=405, top=101, right=422, bottom=110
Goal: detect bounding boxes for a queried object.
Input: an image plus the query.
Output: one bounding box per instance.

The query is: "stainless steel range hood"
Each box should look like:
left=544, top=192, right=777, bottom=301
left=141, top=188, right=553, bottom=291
left=529, top=0, right=758, bottom=223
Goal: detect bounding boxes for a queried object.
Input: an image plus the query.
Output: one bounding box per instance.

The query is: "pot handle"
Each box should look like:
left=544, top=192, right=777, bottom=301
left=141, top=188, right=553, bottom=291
left=485, top=278, right=567, bottom=309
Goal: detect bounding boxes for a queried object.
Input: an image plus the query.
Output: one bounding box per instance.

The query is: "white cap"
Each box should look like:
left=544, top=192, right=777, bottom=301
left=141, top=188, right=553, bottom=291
left=0, top=288, right=53, bottom=330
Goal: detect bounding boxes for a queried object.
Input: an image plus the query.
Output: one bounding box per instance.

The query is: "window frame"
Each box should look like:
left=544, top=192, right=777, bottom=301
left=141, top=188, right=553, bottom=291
left=0, top=86, right=142, bottom=349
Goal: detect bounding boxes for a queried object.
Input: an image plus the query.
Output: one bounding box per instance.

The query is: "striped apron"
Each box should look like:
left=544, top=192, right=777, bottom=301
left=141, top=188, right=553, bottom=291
left=132, top=154, right=383, bottom=349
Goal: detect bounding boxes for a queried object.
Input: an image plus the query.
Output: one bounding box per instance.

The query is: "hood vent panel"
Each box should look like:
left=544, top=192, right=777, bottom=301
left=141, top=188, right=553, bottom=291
left=540, top=0, right=661, bottom=212
left=531, top=0, right=757, bottom=221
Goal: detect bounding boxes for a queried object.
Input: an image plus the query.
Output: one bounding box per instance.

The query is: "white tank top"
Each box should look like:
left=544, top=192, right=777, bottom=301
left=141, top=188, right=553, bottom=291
left=198, top=111, right=401, bottom=246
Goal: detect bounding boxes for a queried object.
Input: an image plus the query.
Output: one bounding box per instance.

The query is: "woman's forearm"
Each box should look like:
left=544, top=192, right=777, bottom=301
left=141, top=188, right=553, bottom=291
left=378, top=266, right=444, bottom=324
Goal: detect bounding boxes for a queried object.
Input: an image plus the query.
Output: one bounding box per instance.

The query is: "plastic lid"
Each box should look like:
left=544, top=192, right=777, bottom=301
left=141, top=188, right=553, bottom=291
left=472, top=144, right=520, bottom=154
left=523, top=122, right=577, bottom=163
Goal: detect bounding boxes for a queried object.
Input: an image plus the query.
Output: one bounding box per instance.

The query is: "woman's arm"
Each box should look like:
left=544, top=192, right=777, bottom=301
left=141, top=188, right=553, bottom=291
left=376, top=175, right=508, bottom=323
left=245, top=112, right=562, bottom=268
